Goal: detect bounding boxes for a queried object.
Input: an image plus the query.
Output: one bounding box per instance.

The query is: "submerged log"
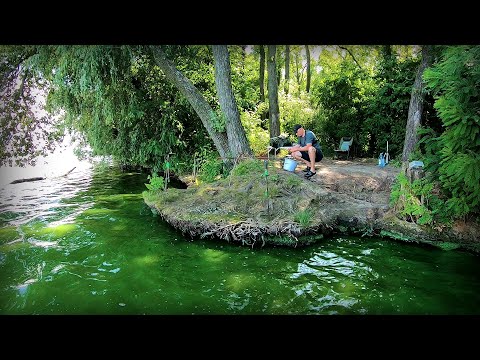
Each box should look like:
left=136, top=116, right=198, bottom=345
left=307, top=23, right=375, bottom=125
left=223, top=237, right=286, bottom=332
left=10, top=167, right=76, bottom=185
left=10, top=177, right=45, bottom=184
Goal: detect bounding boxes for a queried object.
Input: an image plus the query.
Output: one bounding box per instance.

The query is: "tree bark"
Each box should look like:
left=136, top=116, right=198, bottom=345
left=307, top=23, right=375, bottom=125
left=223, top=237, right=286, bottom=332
left=150, top=46, right=230, bottom=161
left=402, top=45, right=433, bottom=162
left=284, top=45, right=290, bottom=94
left=267, top=45, right=280, bottom=138
left=305, top=45, right=311, bottom=93
left=259, top=45, right=266, bottom=122
left=211, top=45, right=253, bottom=160
left=293, top=46, right=303, bottom=96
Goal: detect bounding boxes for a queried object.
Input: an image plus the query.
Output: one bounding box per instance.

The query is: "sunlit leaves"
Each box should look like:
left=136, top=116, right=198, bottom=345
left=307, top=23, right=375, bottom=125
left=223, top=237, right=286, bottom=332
left=423, top=45, right=480, bottom=218
left=0, top=45, right=64, bottom=166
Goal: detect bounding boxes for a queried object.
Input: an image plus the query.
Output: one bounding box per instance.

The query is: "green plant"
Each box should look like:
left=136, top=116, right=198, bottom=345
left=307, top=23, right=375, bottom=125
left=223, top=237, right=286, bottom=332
left=422, top=45, right=480, bottom=219
left=198, top=156, right=225, bottom=183
left=390, top=173, right=451, bottom=225
left=284, top=174, right=302, bottom=188
left=294, top=209, right=313, bottom=228
left=230, top=159, right=264, bottom=177
left=240, top=111, right=270, bottom=156
left=387, top=158, right=402, bottom=168
left=145, top=173, right=165, bottom=191
left=269, top=174, right=280, bottom=182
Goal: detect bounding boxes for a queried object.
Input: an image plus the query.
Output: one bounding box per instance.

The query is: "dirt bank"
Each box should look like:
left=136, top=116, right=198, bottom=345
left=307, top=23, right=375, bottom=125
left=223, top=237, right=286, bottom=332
left=143, top=157, right=480, bottom=252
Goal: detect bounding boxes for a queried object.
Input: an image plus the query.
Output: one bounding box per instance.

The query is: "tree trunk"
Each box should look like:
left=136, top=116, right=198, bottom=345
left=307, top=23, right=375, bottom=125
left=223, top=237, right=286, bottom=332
left=284, top=45, right=290, bottom=94
left=305, top=45, right=311, bottom=93
left=211, top=45, right=253, bottom=160
left=267, top=45, right=280, bottom=138
left=293, top=47, right=303, bottom=96
left=401, top=45, right=433, bottom=162
left=259, top=45, right=266, bottom=122
left=150, top=46, right=230, bottom=161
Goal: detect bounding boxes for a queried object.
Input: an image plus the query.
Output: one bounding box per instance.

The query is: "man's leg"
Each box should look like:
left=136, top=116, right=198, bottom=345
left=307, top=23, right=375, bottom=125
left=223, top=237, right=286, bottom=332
left=291, top=151, right=310, bottom=167
left=307, top=147, right=316, bottom=172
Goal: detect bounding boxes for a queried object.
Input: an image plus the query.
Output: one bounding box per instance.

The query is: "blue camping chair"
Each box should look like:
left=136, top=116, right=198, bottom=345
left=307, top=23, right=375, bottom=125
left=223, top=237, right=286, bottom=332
left=334, top=137, right=353, bottom=160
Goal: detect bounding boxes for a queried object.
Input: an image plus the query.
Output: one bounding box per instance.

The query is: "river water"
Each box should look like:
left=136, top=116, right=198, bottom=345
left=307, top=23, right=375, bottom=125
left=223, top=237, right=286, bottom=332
left=1, top=163, right=480, bottom=315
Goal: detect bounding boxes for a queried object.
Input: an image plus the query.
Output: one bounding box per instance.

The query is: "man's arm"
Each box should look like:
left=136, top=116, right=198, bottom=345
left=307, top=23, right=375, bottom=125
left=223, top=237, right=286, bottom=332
left=289, top=143, right=312, bottom=153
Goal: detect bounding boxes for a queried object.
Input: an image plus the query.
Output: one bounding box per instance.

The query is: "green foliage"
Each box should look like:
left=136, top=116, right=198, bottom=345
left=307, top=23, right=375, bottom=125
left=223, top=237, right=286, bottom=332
left=284, top=174, right=302, bottom=188
left=198, top=156, right=225, bottom=183
left=145, top=173, right=165, bottom=192
left=362, top=47, right=420, bottom=158
left=0, top=45, right=65, bottom=166
left=269, top=173, right=280, bottom=182
left=279, top=92, right=315, bottom=135
left=310, top=56, right=378, bottom=157
left=422, top=45, right=480, bottom=218
left=230, top=158, right=264, bottom=177
left=211, top=109, right=226, bottom=132
left=228, top=45, right=260, bottom=112
left=0, top=45, right=220, bottom=172
left=294, top=209, right=313, bottom=228
left=390, top=173, right=451, bottom=225
left=240, top=111, right=270, bottom=156
left=387, top=158, right=402, bottom=168
left=264, top=184, right=280, bottom=198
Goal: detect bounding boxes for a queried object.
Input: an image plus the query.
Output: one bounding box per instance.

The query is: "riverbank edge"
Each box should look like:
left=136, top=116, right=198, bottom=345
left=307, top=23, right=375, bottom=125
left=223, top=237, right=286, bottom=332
left=143, top=196, right=480, bottom=254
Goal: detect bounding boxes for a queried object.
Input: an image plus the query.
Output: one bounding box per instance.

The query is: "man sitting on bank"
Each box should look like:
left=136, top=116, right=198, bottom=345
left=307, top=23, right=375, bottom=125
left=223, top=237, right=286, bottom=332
left=288, top=124, right=323, bottom=179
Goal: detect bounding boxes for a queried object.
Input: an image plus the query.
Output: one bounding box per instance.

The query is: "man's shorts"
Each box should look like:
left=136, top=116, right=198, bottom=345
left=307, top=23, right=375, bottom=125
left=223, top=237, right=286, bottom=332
left=300, top=149, right=323, bottom=162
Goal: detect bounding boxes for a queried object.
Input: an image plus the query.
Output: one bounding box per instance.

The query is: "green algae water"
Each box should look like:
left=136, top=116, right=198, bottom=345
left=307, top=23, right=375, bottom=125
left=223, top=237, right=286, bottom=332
left=1, top=164, right=480, bottom=315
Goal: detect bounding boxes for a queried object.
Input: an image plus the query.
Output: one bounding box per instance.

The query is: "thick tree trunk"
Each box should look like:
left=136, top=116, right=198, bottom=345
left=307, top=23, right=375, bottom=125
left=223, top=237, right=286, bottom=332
left=284, top=45, right=290, bottom=94
left=305, top=45, right=311, bottom=93
left=259, top=45, right=266, bottom=122
left=402, top=45, right=433, bottom=162
left=267, top=45, right=280, bottom=138
left=211, top=45, right=253, bottom=160
left=150, top=46, right=230, bottom=161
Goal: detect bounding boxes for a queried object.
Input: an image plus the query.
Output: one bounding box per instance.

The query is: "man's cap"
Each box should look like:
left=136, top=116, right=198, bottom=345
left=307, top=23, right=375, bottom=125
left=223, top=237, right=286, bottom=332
left=293, top=124, right=302, bottom=134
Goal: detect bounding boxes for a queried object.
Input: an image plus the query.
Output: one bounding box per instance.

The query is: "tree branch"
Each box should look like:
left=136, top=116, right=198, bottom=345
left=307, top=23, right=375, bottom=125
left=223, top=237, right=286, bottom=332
left=338, top=46, right=362, bottom=70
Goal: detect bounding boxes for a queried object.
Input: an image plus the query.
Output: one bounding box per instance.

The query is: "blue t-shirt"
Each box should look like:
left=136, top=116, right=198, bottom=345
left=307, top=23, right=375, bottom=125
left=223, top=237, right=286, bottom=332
left=298, top=130, right=322, bottom=153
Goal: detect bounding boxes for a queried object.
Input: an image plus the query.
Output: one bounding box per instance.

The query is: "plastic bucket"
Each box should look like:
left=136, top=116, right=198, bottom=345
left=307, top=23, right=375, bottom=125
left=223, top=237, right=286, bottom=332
left=283, top=157, right=298, bottom=172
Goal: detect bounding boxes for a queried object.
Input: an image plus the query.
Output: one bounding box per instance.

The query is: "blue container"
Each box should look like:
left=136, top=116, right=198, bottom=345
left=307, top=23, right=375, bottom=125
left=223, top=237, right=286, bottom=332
left=283, top=157, right=298, bottom=172
left=378, top=153, right=385, bottom=168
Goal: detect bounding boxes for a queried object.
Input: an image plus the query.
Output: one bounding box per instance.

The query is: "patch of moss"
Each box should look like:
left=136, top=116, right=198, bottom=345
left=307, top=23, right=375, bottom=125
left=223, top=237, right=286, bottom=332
left=0, top=226, right=20, bottom=244
left=267, top=235, right=299, bottom=247
left=380, top=229, right=415, bottom=242
left=436, top=242, right=461, bottom=251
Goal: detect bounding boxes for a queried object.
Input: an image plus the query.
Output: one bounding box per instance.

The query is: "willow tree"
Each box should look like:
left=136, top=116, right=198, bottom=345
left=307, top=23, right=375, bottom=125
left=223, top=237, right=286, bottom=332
left=1, top=45, right=253, bottom=168
left=150, top=46, right=231, bottom=161
left=1, top=45, right=194, bottom=169
left=0, top=45, right=64, bottom=166
left=151, top=45, right=252, bottom=162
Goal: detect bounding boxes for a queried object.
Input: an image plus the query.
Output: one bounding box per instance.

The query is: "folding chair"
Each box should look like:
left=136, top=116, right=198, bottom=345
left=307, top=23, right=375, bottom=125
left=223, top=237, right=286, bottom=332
left=334, top=137, right=353, bottom=160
